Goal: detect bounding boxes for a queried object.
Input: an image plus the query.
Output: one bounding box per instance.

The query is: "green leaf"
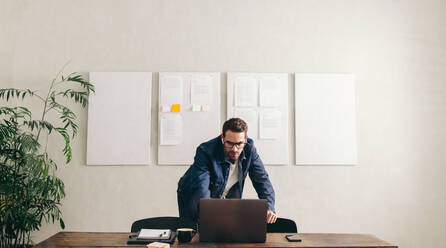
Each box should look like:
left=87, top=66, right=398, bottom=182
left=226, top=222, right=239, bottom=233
left=55, top=127, right=72, bottom=163
left=50, top=91, right=55, bottom=102
left=62, top=73, right=96, bottom=94
left=0, top=88, right=36, bottom=101
left=60, top=218, right=65, bottom=229
left=44, top=160, right=49, bottom=177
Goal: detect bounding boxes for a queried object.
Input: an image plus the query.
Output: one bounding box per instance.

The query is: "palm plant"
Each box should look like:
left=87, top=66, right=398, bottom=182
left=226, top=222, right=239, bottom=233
left=0, top=70, right=94, bottom=247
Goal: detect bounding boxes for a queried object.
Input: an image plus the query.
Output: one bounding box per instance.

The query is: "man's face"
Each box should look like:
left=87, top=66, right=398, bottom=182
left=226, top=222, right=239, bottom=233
left=221, top=130, right=247, bottom=164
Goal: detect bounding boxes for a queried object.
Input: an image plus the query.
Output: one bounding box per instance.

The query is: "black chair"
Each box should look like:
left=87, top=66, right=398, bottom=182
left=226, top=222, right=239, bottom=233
left=267, top=217, right=298, bottom=233
left=130, top=216, right=196, bottom=233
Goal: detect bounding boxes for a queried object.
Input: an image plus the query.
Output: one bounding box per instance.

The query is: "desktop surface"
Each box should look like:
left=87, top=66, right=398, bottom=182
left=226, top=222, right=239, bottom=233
left=35, top=232, right=397, bottom=248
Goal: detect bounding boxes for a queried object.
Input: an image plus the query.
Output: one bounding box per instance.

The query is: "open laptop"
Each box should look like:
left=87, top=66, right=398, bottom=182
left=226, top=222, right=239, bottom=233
left=199, top=198, right=267, bottom=243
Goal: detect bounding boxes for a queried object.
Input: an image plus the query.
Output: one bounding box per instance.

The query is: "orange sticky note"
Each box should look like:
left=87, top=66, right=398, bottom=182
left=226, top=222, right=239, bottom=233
left=147, top=242, right=170, bottom=248
left=172, top=104, right=181, bottom=112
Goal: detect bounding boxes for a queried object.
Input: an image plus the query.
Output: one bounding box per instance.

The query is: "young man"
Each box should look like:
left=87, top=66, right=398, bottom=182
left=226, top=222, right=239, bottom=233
left=177, top=118, right=277, bottom=224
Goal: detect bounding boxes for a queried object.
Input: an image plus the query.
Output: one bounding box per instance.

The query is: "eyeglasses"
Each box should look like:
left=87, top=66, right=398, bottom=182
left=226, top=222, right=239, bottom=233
left=223, top=140, right=246, bottom=149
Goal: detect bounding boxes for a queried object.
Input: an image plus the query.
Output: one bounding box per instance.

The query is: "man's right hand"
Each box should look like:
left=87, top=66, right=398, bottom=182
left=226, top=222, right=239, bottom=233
left=267, top=210, right=277, bottom=224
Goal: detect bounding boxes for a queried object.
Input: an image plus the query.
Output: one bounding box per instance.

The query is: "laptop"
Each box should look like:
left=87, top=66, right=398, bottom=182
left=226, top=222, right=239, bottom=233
left=199, top=198, right=267, bottom=243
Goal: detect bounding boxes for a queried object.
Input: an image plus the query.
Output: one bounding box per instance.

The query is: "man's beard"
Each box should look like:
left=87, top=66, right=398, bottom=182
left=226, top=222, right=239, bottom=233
left=224, top=150, right=238, bottom=163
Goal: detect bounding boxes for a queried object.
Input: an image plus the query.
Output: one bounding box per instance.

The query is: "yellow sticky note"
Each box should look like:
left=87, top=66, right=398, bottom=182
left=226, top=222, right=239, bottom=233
left=172, top=104, right=181, bottom=112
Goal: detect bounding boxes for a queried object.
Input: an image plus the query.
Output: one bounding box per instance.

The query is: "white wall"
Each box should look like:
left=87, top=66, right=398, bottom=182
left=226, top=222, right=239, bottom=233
left=1, top=1, right=446, bottom=247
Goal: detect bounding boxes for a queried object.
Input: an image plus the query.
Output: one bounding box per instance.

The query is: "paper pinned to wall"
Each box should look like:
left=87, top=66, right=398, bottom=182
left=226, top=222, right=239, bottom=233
left=158, top=72, right=221, bottom=165
left=234, top=108, right=258, bottom=139
left=160, top=76, right=183, bottom=105
left=259, top=76, right=281, bottom=107
left=228, top=72, right=288, bottom=164
left=160, top=114, right=183, bottom=145
left=202, top=104, right=211, bottom=112
left=191, top=75, right=212, bottom=104
left=161, top=105, right=170, bottom=112
left=192, top=104, right=201, bottom=112
left=235, top=76, right=258, bottom=107
left=259, top=109, right=281, bottom=139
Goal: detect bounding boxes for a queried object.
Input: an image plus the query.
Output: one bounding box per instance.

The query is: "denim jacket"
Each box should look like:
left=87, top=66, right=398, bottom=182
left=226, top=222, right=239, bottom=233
left=177, top=136, right=275, bottom=221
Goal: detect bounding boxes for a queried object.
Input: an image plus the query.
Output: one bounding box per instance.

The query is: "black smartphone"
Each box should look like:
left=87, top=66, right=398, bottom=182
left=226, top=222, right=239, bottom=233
left=286, top=234, right=302, bottom=242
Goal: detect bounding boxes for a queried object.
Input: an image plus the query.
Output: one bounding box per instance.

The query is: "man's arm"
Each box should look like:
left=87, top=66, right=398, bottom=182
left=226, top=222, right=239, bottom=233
left=178, top=146, right=212, bottom=221
left=193, top=146, right=212, bottom=199
left=248, top=146, right=276, bottom=223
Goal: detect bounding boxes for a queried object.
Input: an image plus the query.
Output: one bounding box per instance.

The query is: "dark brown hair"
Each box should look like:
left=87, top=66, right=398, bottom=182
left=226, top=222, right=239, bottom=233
left=222, top=118, right=248, bottom=137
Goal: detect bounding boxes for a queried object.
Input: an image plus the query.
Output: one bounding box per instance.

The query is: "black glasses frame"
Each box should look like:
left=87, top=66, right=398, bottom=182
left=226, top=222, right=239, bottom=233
left=223, top=140, right=246, bottom=149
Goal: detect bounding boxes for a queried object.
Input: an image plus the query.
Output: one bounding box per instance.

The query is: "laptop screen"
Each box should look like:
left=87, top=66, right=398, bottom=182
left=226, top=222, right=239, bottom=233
left=199, top=199, right=267, bottom=243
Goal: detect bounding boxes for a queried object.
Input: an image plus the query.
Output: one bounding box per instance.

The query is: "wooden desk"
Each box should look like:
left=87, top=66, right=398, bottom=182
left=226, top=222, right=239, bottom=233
left=36, top=232, right=397, bottom=248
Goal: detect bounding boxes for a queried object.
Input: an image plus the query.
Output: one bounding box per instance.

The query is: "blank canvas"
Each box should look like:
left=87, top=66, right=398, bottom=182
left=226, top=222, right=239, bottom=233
left=87, top=72, right=152, bottom=165
left=295, top=73, right=357, bottom=165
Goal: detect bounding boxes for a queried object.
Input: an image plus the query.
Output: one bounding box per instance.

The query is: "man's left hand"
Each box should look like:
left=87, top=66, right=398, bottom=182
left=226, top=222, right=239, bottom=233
left=267, top=210, right=277, bottom=224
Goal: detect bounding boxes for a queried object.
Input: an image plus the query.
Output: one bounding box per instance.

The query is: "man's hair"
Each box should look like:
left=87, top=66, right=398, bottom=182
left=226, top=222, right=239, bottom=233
left=222, top=118, right=248, bottom=137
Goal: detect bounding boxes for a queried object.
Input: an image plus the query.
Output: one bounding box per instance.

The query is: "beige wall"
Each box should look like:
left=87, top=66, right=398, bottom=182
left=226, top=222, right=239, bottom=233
left=1, top=1, right=446, bottom=247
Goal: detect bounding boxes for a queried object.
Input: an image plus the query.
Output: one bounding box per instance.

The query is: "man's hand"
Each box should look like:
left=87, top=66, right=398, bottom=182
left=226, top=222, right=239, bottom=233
left=267, top=210, right=277, bottom=224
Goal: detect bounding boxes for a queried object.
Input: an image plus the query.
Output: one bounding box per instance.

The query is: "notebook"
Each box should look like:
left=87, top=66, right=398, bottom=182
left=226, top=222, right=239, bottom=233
left=138, top=229, right=171, bottom=240
left=127, top=229, right=176, bottom=245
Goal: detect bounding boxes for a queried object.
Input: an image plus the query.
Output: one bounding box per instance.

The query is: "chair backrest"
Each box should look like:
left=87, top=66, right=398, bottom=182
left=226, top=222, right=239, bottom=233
left=131, top=217, right=179, bottom=233
left=130, top=216, right=197, bottom=233
left=267, top=217, right=298, bottom=233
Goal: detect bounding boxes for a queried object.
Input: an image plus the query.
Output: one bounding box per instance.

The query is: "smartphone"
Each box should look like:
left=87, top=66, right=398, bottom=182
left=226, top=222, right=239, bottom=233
left=286, top=234, right=302, bottom=242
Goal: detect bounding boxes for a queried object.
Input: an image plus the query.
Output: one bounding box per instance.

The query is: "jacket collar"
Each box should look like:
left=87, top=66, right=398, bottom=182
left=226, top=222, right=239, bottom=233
left=216, top=137, right=226, bottom=164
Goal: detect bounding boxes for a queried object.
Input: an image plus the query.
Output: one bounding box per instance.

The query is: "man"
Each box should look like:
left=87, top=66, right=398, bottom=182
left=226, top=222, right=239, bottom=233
left=177, top=118, right=277, bottom=224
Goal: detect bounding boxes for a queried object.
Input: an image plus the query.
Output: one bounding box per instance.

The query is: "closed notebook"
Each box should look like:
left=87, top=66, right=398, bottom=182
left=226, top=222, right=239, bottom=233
left=137, top=229, right=171, bottom=240
left=127, top=229, right=176, bottom=245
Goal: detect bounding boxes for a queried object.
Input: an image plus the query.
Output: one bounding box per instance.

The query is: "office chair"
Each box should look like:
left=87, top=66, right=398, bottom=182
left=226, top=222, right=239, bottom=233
left=130, top=216, right=196, bottom=233
left=267, top=217, right=298, bottom=233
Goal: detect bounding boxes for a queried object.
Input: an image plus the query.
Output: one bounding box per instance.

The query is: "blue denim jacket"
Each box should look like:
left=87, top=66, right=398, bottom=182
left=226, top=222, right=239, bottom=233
left=177, top=136, right=275, bottom=221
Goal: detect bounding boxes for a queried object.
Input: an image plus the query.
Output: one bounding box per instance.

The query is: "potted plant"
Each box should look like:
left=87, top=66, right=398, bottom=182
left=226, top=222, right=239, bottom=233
left=0, top=70, right=94, bottom=247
